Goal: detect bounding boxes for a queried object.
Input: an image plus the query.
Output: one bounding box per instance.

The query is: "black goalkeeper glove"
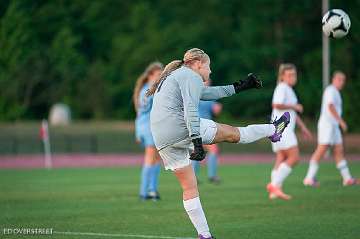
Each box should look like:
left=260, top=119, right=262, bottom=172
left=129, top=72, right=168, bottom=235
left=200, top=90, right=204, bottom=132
left=190, top=137, right=206, bottom=161
left=233, top=73, right=263, bottom=93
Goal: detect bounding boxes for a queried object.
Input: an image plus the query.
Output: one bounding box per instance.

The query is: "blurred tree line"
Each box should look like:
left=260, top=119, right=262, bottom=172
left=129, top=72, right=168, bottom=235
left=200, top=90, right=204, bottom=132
left=0, top=0, right=359, bottom=130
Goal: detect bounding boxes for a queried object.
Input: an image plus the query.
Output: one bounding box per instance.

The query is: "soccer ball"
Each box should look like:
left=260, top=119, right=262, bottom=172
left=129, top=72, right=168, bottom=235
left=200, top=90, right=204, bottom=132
left=322, top=9, right=351, bottom=38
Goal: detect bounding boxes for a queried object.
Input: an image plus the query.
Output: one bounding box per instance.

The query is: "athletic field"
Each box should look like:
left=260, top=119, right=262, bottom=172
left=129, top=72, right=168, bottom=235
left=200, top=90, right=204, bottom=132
left=1, top=161, right=359, bottom=239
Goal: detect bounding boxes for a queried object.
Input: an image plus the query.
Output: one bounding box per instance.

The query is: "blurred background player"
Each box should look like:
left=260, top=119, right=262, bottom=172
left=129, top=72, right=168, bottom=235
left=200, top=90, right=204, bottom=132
left=303, top=71, right=359, bottom=187
left=192, top=78, right=223, bottom=184
left=148, top=48, right=289, bottom=239
left=133, top=62, right=164, bottom=200
left=267, top=63, right=313, bottom=200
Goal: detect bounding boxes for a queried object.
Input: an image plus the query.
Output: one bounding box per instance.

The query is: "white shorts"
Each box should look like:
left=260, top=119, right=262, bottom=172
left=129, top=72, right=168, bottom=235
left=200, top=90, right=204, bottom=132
left=159, top=118, right=217, bottom=171
left=199, top=118, right=218, bottom=144
left=318, top=121, right=342, bottom=145
left=271, top=127, right=298, bottom=152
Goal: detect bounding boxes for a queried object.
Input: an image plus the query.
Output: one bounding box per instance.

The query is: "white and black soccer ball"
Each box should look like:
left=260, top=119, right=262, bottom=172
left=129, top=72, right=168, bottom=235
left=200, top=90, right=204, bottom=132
left=322, top=9, right=351, bottom=38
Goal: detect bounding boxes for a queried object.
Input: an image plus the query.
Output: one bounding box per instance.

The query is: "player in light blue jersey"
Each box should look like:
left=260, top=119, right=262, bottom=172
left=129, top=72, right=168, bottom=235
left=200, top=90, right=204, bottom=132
left=147, top=48, right=290, bottom=239
left=133, top=62, right=163, bottom=201
left=192, top=79, right=223, bottom=184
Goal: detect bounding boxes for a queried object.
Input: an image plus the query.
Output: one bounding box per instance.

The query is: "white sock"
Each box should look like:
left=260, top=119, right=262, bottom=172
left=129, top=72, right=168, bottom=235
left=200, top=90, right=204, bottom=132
left=272, top=163, right=292, bottom=187
left=305, top=159, right=319, bottom=180
left=336, top=160, right=352, bottom=181
left=237, top=124, right=275, bottom=144
left=271, top=169, right=277, bottom=183
left=183, top=197, right=211, bottom=237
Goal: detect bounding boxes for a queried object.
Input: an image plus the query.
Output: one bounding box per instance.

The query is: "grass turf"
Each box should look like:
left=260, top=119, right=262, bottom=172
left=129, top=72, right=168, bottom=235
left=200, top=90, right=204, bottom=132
left=0, top=162, right=359, bottom=239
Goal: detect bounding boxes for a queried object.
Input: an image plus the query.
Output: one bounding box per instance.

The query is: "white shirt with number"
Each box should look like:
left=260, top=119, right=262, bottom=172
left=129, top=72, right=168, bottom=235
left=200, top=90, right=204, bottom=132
left=319, top=85, right=342, bottom=126
left=271, top=82, right=298, bottom=131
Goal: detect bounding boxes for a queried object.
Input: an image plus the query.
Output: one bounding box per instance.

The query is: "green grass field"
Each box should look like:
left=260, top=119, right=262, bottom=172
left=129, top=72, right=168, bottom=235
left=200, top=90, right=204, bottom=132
left=1, top=162, right=359, bottom=239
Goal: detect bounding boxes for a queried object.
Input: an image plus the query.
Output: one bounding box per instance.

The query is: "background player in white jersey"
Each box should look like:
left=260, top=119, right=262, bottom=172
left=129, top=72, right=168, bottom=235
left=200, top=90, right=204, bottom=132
left=192, top=79, right=223, bottom=184
left=148, top=48, right=290, bottom=239
left=303, top=71, right=359, bottom=186
left=133, top=62, right=163, bottom=200
left=267, top=63, right=313, bottom=200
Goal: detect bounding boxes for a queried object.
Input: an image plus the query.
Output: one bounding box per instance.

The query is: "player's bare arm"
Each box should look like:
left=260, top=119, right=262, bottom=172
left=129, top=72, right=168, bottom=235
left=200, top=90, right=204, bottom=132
left=273, top=103, right=303, bottom=113
left=296, top=116, right=313, bottom=139
left=329, top=103, right=347, bottom=132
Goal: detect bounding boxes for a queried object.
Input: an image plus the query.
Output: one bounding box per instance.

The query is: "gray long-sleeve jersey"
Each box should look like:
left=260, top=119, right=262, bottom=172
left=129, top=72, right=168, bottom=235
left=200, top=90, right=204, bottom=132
left=150, top=66, right=235, bottom=150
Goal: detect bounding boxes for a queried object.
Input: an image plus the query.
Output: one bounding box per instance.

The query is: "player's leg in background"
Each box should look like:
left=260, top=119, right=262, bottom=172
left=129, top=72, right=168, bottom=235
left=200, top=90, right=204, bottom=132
left=192, top=161, right=201, bottom=178
left=274, top=148, right=297, bottom=186
left=303, top=144, right=328, bottom=186
left=267, top=147, right=299, bottom=200
left=205, top=144, right=220, bottom=184
left=139, top=146, right=153, bottom=199
left=148, top=149, right=161, bottom=199
left=267, top=151, right=287, bottom=200
left=271, top=151, right=286, bottom=187
left=174, top=165, right=213, bottom=238
left=280, top=146, right=300, bottom=181
left=140, top=146, right=160, bottom=200
left=333, top=143, right=358, bottom=186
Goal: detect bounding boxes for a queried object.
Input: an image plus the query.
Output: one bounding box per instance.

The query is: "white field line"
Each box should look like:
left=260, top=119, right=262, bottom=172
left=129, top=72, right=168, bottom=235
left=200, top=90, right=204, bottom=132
left=53, top=231, right=196, bottom=239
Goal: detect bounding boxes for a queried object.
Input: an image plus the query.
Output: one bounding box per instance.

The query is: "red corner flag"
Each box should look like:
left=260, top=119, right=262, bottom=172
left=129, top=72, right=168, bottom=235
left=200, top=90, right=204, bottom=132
left=40, top=120, right=49, bottom=141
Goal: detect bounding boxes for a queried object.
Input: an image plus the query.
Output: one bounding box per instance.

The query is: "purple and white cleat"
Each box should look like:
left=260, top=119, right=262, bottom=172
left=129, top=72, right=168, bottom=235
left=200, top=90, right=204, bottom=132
left=268, top=112, right=291, bottom=143
left=198, top=235, right=215, bottom=239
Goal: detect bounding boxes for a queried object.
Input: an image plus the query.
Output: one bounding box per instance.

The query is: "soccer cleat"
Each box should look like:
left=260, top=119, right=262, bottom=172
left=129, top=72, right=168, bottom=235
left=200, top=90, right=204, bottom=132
left=343, top=178, right=360, bottom=186
left=268, top=112, right=291, bottom=143
left=199, top=235, right=216, bottom=239
left=148, top=191, right=161, bottom=201
left=266, top=183, right=292, bottom=200
left=303, top=178, right=320, bottom=187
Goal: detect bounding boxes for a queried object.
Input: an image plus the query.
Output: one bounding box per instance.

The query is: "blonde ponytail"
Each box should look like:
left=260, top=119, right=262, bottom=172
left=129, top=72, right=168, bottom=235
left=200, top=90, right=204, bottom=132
left=147, top=60, right=183, bottom=96
left=147, top=48, right=210, bottom=96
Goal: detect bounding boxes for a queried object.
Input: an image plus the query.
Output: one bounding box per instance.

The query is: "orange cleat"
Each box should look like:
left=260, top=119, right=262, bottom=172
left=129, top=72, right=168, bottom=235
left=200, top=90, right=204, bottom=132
left=266, top=183, right=292, bottom=200
left=343, top=178, right=360, bottom=186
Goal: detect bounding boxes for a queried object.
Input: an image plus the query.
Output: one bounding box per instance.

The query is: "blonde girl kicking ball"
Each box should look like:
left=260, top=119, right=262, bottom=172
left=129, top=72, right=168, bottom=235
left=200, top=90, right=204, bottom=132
left=148, top=48, right=290, bottom=238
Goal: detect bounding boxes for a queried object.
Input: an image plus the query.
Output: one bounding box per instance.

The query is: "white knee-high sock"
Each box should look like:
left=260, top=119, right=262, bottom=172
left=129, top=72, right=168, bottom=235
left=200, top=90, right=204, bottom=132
left=183, top=197, right=211, bottom=237
left=237, top=124, right=275, bottom=144
left=272, top=163, right=292, bottom=187
left=305, top=159, right=319, bottom=180
left=271, top=169, right=277, bottom=183
left=336, top=160, right=352, bottom=181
